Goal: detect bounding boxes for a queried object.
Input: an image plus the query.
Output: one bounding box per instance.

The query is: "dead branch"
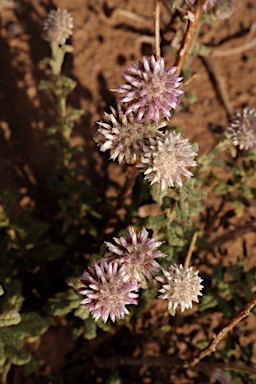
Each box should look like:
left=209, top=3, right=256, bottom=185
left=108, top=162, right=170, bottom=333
left=174, top=0, right=207, bottom=74
left=186, top=292, right=256, bottom=367
left=155, top=1, right=161, bottom=56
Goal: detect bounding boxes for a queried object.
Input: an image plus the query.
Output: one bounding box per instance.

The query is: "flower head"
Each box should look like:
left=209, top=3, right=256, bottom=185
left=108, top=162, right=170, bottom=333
left=43, top=9, right=73, bottom=44
left=115, top=56, right=183, bottom=124
left=156, top=264, right=203, bottom=314
left=226, top=107, right=256, bottom=150
left=95, top=104, right=164, bottom=164
left=105, top=227, right=166, bottom=288
left=137, top=131, right=197, bottom=191
left=214, top=0, right=234, bottom=19
left=78, top=259, right=139, bottom=323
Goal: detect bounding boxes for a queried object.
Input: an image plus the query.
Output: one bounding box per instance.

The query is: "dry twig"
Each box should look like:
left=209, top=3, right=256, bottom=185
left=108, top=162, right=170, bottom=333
left=155, top=1, right=161, bottom=56
left=186, top=292, right=256, bottom=367
left=184, top=231, right=198, bottom=268
left=174, top=0, right=207, bottom=73
left=200, top=37, right=256, bottom=57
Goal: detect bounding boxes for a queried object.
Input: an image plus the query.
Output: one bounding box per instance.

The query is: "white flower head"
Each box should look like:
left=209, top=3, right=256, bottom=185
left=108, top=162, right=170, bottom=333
left=156, top=264, right=203, bottom=315
left=226, top=107, right=256, bottom=150
left=137, top=131, right=197, bottom=191
left=43, top=9, right=73, bottom=44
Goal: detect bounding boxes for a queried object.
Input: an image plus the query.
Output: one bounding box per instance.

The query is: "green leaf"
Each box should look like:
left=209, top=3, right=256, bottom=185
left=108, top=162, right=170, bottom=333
left=216, top=280, right=231, bottom=296
left=73, top=306, right=89, bottom=321
left=213, top=183, right=229, bottom=195
left=96, top=319, right=112, bottom=333
left=184, top=91, right=197, bottom=104
left=0, top=313, right=50, bottom=349
left=47, top=125, right=60, bottom=135
left=232, top=200, right=244, bottom=217
left=66, top=109, right=84, bottom=122
left=107, top=371, right=121, bottom=384
left=0, top=310, right=21, bottom=327
left=241, top=184, right=251, bottom=198
left=146, top=214, right=167, bottom=232
left=59, top=75, right=77, bottom=93
left=150, top=183, right=168, bottom=205
left=66, top=276, right=83, bottom=291
left=0, top=328, right=25, bottom=349
left=17, top=313, right=50, bottom=339
left=0, top=339, right=6, bottom=366
left=39, top=57, right=52, bottom=66
left=44, top=293, right=81, bottom=316
left=199, top=294, right=218, bottom=312
left=6, top=345, right=31, bottom=366
left=197, top=340, right=209, bottom=350
left=24, top=356, right=37, bottom=374
left=0, top=279, right=24, bottom=313
left=63, top=44, right=74, bottom=53
left=83, top=316, right=97, bottom=340
left=38, top=80, right=55, bottom=91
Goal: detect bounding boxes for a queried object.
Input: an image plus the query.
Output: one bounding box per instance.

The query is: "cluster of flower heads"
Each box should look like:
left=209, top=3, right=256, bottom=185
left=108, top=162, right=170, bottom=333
left=78, top=227, right=203, bottom=322
left=226, top=107, right=256, bottom=151
left=95, top=55, right=197, bottom=191
left=43, top=9, right=74, bottom=44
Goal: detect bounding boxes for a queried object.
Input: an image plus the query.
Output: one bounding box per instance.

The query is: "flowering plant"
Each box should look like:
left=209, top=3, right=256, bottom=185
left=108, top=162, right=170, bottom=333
left=0, top=1, right=256, bottom=383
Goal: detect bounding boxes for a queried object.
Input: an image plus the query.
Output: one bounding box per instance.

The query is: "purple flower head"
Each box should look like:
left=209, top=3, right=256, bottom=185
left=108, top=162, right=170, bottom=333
left=156, top=264, right=203, bottom=315
left=95, top=104, right=164, bottom=164
left=226, top=107, right=256, bottom=150
left=78, top=259, right=139, bottom=323
left=43, top=9, right=73, bottom=44
left=137, top=131, right=197, bottom=191
left=115, top=56, right=184, bottom=124
left=105, top=227, right=166, bottom=288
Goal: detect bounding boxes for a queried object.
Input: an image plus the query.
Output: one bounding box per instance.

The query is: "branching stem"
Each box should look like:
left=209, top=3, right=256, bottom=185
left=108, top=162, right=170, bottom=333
left=186, top=292, right=256, bottom=367
left=175, top=0, right=207, bottom=73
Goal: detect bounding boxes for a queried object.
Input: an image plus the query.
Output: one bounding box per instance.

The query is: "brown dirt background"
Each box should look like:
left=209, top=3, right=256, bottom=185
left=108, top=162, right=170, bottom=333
left=1, top=0, right=256, bottom=383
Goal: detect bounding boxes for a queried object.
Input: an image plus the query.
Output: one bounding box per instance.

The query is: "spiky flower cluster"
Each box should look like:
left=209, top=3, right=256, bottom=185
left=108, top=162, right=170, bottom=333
left=138, top=131, right=197, bottom=191
left=115, top=56, right=183, bottom=124
left=156, top=264, right=203, bottom=314
left=105, top=227, right=166, bottom=287
left=79, top=229, right=203, bottom=322
left=95, top=55, right=197, bottom=190
left=79, top=259, right=139, bottom=322
left=226, top=108, right=256, bottom=150
left=95, top=104, right=164, bottom=164
left=43, top=9, right=73, bottom=44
